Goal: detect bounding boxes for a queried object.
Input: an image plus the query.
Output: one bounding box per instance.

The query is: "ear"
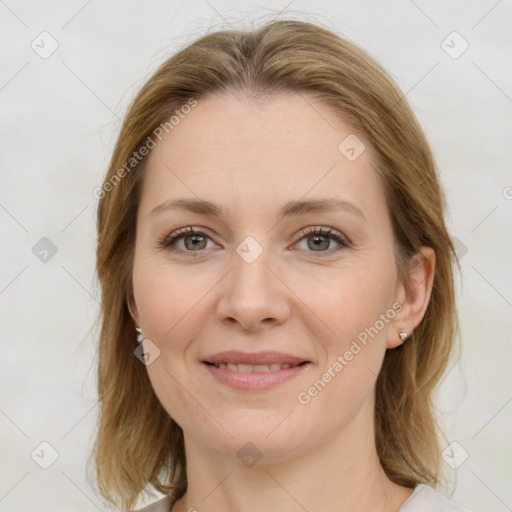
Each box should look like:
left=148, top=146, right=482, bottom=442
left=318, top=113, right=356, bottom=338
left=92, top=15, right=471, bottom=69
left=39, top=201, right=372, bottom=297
left=127, top=292, right=140, bottom=326
left=387, top=246, right=436, bottom=349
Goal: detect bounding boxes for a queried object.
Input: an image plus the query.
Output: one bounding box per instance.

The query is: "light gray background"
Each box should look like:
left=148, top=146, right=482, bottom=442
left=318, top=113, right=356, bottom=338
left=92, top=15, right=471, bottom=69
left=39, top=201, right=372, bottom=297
left=1, top=1, right=511, bottom=511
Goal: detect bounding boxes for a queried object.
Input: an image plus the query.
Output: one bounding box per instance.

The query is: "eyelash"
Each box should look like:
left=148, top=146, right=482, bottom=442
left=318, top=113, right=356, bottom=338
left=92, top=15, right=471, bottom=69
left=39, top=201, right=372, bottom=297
left=157, top=226, right=350, bottom=257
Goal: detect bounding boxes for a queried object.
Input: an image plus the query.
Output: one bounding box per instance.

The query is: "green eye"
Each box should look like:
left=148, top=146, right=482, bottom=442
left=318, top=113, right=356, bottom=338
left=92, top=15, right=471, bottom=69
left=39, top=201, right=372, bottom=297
left=159, top=225, right=349, bottom=257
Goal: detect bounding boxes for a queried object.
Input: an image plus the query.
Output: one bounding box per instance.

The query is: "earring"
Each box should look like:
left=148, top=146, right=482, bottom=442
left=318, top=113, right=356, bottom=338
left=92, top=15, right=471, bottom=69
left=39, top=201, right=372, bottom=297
left=135, top=326, right=143, bottom=343
left=398, top=330, right=408, bottom=342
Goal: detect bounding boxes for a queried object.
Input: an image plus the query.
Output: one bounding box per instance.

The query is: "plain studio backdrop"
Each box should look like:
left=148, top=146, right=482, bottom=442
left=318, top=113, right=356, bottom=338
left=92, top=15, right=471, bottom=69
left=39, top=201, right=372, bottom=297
left=1, top=1, right=511, bottom=511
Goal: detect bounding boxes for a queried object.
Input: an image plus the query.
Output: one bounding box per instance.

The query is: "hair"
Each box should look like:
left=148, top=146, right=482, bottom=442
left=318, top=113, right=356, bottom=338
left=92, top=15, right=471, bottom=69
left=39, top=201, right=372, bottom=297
left=90, top=17, right=461, bottom=511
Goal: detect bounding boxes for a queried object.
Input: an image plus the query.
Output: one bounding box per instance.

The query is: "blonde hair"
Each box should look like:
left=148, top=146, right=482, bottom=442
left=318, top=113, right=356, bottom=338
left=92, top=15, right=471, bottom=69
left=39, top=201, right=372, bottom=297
left=90, top=18, right=460, bottom=511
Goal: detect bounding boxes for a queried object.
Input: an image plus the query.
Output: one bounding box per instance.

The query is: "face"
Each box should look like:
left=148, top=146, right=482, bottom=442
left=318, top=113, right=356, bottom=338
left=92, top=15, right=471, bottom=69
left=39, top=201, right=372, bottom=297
left=130, top=92, right=410, bottom=462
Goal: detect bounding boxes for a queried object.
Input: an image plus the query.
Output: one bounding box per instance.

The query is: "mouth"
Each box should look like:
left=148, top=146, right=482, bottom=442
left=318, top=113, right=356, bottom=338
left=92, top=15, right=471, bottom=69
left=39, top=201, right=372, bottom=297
left=201, top=358, right=312, bottom=391
left=203, top=361, right=309, bottom=372
left=200, top=351, right=312, bottom=390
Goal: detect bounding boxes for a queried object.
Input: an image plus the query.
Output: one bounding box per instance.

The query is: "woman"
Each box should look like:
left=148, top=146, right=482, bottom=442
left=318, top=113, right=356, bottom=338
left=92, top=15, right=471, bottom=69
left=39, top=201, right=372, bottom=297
left=90, top=18, right=475, bottom=512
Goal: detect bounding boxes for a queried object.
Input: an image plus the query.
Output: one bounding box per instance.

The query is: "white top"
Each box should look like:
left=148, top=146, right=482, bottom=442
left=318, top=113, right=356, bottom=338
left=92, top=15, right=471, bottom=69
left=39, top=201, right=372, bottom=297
left=135, top=484, right=477, bottom=512
left=398, top=484, right=476, bottom=511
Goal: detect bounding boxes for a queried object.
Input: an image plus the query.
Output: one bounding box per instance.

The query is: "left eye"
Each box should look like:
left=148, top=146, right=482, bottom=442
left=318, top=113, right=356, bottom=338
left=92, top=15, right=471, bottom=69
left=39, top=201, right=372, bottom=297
left=158, top=226, right=349, bottom=255
left=293, top=226, right=349, bottom=254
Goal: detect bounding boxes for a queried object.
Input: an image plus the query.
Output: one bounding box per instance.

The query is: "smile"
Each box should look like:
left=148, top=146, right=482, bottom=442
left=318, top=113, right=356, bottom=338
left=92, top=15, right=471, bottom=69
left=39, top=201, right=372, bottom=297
left=202, top=361, right=311, bottom=391
left=207, top=362, right=305, bottom=372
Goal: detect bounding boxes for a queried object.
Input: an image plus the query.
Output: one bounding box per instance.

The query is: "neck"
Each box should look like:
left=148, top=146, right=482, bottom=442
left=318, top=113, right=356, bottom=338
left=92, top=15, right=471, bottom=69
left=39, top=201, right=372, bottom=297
left=171, top=397, right=414, bottom=512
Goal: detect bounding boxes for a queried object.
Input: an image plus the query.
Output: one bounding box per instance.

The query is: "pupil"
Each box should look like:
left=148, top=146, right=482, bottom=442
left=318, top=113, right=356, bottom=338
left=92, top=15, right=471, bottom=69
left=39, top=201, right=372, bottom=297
left=186, top=235, right=205, bottom=250
left=309, top=235, right=328, bottom=250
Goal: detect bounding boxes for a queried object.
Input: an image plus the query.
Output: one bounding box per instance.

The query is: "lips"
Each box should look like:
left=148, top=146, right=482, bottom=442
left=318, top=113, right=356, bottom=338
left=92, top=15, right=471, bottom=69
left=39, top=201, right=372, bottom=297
left=208, top=362, right=304, bottom=372
left=202, top=350, right=310, bottom=366
left=201, top=351, right=312, bottom=390
left=202, top=351, right=312, bottom=391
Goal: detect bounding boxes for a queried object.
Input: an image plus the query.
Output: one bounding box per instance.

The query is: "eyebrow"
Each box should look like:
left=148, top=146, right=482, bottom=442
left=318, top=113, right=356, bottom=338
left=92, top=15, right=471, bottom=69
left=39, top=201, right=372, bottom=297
left=149, top=197, right=366, bottom=221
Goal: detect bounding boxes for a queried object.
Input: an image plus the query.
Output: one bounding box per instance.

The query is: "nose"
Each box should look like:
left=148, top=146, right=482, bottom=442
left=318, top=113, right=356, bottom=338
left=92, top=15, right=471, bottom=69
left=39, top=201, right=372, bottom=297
left=215, top=241, right=291, bottom=332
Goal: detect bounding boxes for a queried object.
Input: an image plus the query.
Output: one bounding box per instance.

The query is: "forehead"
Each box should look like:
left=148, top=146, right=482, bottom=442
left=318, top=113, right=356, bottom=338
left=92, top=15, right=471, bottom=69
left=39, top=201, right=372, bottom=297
left=138, top=92, right=386, bottom=221
left=154, top=92, right=362, bottom=156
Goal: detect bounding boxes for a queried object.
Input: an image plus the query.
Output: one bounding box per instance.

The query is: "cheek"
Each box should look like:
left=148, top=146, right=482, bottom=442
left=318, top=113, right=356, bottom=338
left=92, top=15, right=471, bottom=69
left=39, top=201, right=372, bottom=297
left=292, top=256, right=396, bottom=343
left=132, top=262, right=216, bottom=429
left=293, top=268, right=394, bottom=430
left=295, top=259, right=396, bottom=395
left=132, top=257, right=211, bottom=344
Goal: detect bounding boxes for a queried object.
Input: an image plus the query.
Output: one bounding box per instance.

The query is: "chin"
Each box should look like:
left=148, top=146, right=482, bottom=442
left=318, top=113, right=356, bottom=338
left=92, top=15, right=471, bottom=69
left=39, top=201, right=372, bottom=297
left=194, top=413, right=308, bottom=463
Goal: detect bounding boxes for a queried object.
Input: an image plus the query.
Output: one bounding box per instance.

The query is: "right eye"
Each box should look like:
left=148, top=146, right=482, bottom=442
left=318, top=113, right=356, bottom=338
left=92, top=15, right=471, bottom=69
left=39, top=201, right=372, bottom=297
left=158, top=226, right=217, bottom=254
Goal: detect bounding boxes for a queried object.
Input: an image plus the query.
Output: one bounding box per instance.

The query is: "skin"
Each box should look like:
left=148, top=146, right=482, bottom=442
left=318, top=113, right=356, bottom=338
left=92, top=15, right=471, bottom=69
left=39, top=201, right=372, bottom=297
left=130, top=92, right=435, bottom=512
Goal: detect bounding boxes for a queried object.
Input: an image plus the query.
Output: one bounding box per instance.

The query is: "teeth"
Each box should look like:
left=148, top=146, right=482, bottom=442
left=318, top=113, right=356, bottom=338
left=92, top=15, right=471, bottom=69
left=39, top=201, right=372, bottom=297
left=212, top=362, right=300, bottom=371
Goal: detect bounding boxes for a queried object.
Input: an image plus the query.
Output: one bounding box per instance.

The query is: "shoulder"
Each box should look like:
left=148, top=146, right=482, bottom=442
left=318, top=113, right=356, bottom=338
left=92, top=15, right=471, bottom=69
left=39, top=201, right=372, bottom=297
left=133, top=495, right=174, bottom=512
left=398, top=484, right=478, bottom=512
